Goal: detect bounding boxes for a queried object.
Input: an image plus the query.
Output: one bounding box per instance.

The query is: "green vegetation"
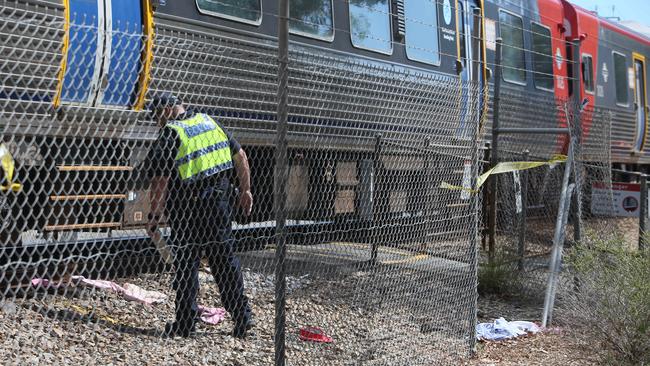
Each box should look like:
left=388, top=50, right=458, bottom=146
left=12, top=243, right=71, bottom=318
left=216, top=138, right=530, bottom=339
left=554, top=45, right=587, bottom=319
left=477, top=252, right=521, bottom=296
left=564, top=237, right=650, bottom=365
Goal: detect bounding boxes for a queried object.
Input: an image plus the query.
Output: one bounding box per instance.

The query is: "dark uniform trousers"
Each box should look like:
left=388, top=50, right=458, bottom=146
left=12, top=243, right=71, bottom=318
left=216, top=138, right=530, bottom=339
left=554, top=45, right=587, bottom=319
left=169, top=183, right=251, bottom=331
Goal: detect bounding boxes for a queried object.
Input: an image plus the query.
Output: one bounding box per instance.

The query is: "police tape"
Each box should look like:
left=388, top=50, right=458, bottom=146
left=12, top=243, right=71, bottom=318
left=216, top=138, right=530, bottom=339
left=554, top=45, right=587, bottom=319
left=56, top=298, right=126, bottom=327
left=0, top=143, right=22, bottom=193
left=440, top=155, right=567, bottom=194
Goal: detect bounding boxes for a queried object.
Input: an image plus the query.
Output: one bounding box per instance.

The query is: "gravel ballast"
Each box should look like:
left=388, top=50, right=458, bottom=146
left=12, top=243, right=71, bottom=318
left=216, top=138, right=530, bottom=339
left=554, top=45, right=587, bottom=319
left=0, top=259, right=472, bottom=365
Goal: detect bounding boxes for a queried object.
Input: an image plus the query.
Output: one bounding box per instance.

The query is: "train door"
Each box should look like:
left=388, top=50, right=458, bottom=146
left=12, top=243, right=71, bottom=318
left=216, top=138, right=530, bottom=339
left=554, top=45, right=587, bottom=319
left=55, top=0, right=150, bottom=109
left=457, top=0, right=483, bottom=139
left=47, top=0, right=152, bottom=235
left=633, top=53, right=648, bottom=152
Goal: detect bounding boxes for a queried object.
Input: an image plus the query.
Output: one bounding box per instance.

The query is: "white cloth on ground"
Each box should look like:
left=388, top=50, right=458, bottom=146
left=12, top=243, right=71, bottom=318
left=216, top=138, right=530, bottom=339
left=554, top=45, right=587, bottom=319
left=475, top=317, right=541, bottom=341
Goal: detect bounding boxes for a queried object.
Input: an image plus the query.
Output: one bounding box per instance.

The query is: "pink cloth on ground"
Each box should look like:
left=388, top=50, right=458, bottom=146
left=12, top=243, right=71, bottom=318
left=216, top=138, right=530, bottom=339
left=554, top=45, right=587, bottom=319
left=121, top=283, right=168, bottom=305
left=31, top=277, right=223, bottom=321
left=31, top=278, right=61, bottom=288
left=75, top=277, right=124, bottom=292
left=197, top=305, right=227, bottom=325
left=31, top=276, right=168, bottom=305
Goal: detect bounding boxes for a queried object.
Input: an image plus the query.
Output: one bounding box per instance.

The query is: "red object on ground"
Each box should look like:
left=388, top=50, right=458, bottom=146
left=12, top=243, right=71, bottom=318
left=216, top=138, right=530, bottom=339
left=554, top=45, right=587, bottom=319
left=299, top=327, right=333, bottom=343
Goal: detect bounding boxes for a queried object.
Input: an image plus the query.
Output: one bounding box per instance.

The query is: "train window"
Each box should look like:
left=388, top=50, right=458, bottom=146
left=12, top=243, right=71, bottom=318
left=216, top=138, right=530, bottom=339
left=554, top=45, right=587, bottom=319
left=531, top=22, right=553, bottom=91
left=613, top=52, right=629, bottom=105
left=349, top=0, right=392, bottom=54
left=499, top=10, right=526, bottom=85
left=289, top=0, right=334, bottom=41
left=404, top=0, right=440, bottom=65
left=196, top=0, right=262, bottom=25
left=582, top=54, right=594, bottom=94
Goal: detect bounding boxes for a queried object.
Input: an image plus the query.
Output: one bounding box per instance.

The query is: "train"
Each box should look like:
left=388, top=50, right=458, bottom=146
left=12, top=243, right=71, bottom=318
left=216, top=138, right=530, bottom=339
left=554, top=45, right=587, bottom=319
left=0, top=0, right=649, bottom=252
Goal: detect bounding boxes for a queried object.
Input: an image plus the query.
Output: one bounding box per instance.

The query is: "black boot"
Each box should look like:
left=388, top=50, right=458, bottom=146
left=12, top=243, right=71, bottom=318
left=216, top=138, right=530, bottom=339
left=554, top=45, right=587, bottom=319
left=232, top=316, right=255, bottom=339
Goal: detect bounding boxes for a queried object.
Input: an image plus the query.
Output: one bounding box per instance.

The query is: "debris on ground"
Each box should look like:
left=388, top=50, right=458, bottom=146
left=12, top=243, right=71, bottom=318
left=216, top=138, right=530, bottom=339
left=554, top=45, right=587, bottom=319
left=476, top=317, right=540, bottom=341
left=32, top=276, right=168, bottom=305
left=299, top=326, right=333, bottom=343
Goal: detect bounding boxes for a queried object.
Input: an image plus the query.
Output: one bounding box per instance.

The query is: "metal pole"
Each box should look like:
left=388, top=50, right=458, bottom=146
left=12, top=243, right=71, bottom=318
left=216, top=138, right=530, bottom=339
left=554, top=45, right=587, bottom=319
left=517, top=150, right=529, bottom=271
left=571, top=39, right=583, bottom=245
left=488, top=38, right=503, bottom=262
left=420, top=137, right=432, bottom=254
left=494, top=127, right=571, bottom=135
left=640, top=175, right=647, bottom=250
left=274, top=0, right=290, bottom=364
left=468, top=60, right=485, bottom=355
left=547, top=183, right=575, bottom=324
left=542, top=139, right=574, bottom=328
left=370, top=134, right=382, bottom=264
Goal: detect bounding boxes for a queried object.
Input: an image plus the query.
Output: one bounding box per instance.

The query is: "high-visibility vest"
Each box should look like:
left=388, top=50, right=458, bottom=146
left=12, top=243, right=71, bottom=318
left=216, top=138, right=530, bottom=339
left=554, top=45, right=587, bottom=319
left=166, top=113, right=233, bottom=182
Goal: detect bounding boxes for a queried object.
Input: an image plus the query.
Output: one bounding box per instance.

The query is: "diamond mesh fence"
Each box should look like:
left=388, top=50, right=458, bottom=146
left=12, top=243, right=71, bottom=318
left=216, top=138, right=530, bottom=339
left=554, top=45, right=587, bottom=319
left=486, top=88, right=631, bottom=303
left=0, top=1, right=485, bottom=365
left=485, top=90, right=569, bottom=299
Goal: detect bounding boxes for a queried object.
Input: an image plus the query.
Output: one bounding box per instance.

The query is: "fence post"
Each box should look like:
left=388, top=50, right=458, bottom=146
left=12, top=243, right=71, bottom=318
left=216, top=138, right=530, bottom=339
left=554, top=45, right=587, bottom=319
left=468, top=78, right=484, bottom=356
left=517, top=150, right=529, bottom=271
left=274, top=0, right=290, bottom=364
left=370, top=134, right=382, bottom=264
left=640, top=175, right=647, bottom=250
left=571, top=39, right=583, bottom=245
left=488, top=38, right=503, bottom=262
left=420, top=137, right=432, bottom=254
left=542, top=138, right=574, bottom=327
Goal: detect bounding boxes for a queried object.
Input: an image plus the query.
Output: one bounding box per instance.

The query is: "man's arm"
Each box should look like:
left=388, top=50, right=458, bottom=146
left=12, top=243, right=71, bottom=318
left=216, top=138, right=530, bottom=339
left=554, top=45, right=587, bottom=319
left=147, top=176, right=169, bottom=236
left=150, top=176, right=169, bottom=217
left=233, top=149, right=252, bottom=216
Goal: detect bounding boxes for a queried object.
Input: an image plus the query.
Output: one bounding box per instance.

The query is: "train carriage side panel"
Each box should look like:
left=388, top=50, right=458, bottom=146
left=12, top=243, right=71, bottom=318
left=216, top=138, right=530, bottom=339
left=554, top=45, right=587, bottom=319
left=596, top=20, right=650, bottom=164
left=482, top=0, right=564, bottom=158
left=150, top=0, right=477, bottom=227
left=598, top=22, right=650, bottom=164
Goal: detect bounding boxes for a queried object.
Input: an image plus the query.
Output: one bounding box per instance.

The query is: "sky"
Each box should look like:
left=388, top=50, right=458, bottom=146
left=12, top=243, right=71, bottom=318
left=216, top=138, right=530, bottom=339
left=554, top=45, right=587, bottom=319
left=569, top=0, right=650, bottom=27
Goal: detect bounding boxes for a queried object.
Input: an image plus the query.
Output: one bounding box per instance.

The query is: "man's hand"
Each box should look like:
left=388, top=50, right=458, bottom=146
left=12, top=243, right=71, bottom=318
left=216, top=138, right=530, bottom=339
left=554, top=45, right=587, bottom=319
left=238, top=189, right=253, bottom=216
left=233, top=149, right=252, bottom=217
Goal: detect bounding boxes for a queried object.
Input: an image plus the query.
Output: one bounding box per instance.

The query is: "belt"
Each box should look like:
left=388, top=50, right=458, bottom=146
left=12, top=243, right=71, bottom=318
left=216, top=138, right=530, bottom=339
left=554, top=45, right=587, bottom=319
left=193, top=187, right=225, bottom=201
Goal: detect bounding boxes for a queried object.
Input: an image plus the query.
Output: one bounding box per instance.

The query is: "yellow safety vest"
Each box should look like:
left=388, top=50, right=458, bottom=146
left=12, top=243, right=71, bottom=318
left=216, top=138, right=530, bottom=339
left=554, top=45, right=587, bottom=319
left=166, top=113, right=233, bottom=182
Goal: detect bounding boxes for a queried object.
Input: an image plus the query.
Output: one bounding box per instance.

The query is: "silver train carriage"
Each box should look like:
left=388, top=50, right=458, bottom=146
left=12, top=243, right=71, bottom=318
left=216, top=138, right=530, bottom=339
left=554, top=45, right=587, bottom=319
left=0, top=0, right=486, bottom=251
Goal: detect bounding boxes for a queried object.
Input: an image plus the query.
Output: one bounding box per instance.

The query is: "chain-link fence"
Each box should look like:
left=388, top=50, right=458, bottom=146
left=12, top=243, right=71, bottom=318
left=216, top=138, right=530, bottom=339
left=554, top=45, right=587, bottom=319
left=0, top=1, right=486, bottom=365
left=484, top=88, right=570, bottom=298
left=485, top=71, right=637, bottom=312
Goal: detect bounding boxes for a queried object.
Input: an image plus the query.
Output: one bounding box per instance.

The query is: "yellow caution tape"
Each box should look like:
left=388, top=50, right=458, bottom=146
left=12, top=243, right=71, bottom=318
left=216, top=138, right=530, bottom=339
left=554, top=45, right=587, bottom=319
left=0, top=143, right=22, bottom=193
left=55, top=296, right=139, bottom=329
left=69, top=304, right=119, bottom=325
left=441, top=155, right=567, bottom=193
left=0, top=184, right=22, bottom=193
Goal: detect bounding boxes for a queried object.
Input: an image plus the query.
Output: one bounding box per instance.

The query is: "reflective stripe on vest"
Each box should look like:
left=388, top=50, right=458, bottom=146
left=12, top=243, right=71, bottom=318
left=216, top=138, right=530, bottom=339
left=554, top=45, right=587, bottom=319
left=166, top=113, right=233, bottom=182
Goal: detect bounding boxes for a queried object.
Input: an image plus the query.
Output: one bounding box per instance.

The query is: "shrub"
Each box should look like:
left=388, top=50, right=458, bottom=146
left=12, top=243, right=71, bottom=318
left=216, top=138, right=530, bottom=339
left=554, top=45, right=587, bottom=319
left=563, top=237, right=650, bottom=365
left=478, top=252, right=521, bottom=296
